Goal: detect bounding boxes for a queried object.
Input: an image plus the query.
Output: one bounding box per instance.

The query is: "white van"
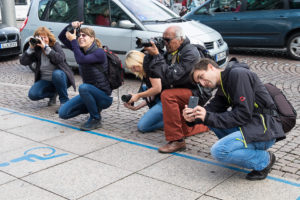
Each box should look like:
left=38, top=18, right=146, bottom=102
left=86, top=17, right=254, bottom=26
left=0, top=0, right=31, bottom=21
left=20, top=0, right=228, bottom=71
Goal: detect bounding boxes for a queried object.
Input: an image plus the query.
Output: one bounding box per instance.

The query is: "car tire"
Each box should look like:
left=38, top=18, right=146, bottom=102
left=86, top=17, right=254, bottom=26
left=287, top=33, right=300, bottom=60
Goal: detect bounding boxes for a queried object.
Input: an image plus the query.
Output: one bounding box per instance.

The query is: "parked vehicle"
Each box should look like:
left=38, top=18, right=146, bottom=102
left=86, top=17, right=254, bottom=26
left=20, top=0, right=228, bottom=72
left=183, top=0, right=300, bottom=60
left=0, top=23, right=21, bottom=57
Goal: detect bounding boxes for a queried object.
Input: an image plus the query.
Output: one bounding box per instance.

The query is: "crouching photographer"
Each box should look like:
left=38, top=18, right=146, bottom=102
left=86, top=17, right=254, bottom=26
left=123, top=49, right=164, bottom=133
left=142, top=25, right=211, bottom=153
left=19, top=26, right=75, bottom=113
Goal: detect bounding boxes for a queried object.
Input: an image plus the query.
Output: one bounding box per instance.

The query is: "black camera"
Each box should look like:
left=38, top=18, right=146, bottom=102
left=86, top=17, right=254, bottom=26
left=121, top=94, right=135, bottom=106
left=29, top=37, right=41, bottom=46
left=136, top=37, right=165, bottom=50
left=121, top=94, right=132, bottom=103
left=67, top=25, right=81, bottom=38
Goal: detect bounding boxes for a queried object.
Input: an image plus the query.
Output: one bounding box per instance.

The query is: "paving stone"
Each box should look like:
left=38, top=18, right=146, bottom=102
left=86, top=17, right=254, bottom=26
left=1, top=52, right=300, bottom=181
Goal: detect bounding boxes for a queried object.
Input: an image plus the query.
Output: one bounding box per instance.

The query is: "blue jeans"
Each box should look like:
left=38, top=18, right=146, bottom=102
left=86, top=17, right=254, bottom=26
left=138, top=100, right=163, bottom=132
left=137, top=84, right=163, bottom=133
left=28, top=69, right=69, bottom=104
left=59, top=83, right=112, bottom=120
left=210, top=127, right=275, bottom=171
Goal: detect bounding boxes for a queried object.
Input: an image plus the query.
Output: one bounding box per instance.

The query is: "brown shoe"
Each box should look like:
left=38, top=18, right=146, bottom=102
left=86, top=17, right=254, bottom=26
left=158, top=140, right=186, bottom=153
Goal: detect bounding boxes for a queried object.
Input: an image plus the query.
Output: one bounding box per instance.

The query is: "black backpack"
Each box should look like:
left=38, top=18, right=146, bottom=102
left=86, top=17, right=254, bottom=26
left=263, top=83, right=297, bottom=133
left=97, top=46, right=124, bottom=90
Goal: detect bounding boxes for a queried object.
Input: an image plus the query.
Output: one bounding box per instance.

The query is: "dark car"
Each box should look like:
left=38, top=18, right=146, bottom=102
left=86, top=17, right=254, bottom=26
left=0, top=23, right=21, bottom=57
left=183, top=0, right=300, bottom=60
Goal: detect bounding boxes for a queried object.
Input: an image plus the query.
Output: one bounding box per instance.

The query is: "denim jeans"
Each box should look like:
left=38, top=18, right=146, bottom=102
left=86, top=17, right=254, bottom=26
left=210, top=127, right=275, bottom=171
left=59, top=83, right=112, bottom=120
left=28, top=69, right=69, bottom=104
left=138, top=100, right=163, bottom=132
left=137, top=84, right=163, bottom=133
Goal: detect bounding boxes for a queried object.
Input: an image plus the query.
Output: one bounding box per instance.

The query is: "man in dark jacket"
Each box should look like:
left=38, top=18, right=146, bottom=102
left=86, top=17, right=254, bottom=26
left=183, top=58, right=285, bottom=180
left=145, top=26, right=212, bottom=153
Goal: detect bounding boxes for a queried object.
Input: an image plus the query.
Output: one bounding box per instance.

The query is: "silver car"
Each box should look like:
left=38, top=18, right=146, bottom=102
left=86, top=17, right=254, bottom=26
left=20, top=0, right=228, bottom=71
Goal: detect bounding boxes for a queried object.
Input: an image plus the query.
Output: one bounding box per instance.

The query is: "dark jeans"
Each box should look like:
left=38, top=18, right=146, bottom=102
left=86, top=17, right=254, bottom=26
left=28, top=69, right=69, bottom=104
left=59, top=83, right=113, bottom=120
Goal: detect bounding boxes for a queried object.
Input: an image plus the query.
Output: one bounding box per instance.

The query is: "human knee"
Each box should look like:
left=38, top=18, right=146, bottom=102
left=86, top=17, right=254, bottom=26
left=211, top=143, right=229, bottom=162
left=137, top=122, right=149, bottom=133
left=28, top=90, right=40, bottom=101
left=78, top=84, right=90, bottom=94
left=52, top=70, right=64, bottom=81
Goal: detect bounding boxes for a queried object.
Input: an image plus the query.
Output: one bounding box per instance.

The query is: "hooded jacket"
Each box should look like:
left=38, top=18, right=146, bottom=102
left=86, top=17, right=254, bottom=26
left=204, top=62, right=285, bottom=145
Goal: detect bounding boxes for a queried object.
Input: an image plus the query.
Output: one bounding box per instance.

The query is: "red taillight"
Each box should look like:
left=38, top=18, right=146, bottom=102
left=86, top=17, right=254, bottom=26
left=20, top=17, right=28, bottom=32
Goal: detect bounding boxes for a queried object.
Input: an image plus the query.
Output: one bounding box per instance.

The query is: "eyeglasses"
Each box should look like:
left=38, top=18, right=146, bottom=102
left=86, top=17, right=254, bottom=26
left=79, top=33, right=88, bottom=38
left=163, top=37, right=175, bottom=44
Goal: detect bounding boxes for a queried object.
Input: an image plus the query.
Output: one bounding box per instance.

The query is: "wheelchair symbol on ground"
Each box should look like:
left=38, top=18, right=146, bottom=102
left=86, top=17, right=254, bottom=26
left=0, top=147, right=68, bottom=167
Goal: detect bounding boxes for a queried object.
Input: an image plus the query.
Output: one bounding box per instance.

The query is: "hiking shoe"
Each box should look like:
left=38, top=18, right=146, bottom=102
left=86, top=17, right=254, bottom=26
left=246, top=152, right=276, bottom=181
left=80, top=118, right=101, bottom=131
left=48, top=93, right=57, bottom=106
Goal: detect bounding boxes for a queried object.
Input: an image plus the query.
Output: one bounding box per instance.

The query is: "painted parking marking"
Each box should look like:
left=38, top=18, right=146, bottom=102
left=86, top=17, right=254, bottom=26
left=0, top=146, right=68, bottom=167
left=0, top=107, right=299, bottom=188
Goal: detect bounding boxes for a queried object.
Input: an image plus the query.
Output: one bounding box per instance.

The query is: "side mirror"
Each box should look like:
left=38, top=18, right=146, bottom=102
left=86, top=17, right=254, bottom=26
left=119, top=20, right=136, bottom=29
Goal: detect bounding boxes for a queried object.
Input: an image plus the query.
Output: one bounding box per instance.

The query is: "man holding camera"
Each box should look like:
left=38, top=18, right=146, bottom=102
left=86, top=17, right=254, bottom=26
left=20, top=26, right=75, bottom=112
left=183, top=58, right=285, bottom=180
left=144, top=25, right=211, bottom=153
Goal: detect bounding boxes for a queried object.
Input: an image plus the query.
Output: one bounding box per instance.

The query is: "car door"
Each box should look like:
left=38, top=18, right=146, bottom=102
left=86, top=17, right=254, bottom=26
left=83, top=0, right=133, bottom=63
left=187, top=0, right=243, bottom=46
left=236, top=0, right=290, bottom=47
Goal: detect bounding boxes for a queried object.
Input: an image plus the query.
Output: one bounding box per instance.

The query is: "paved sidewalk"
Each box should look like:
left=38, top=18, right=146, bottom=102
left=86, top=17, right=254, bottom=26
left=0, top=107, right=299, bottom=200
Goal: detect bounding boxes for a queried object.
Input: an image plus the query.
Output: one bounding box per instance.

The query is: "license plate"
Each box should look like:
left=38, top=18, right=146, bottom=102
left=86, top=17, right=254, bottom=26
left=0, top=42, right=18, bottom=49
left=215, top=51, right=226, bottom=62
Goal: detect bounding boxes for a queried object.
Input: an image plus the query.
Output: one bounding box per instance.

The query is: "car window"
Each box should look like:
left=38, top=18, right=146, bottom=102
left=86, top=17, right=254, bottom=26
left=289, top=0, right=300, bottom=8
left=84, top=0, right=132, bottom=27
left=194, top=0, right=241, bottom=14
left=39, top=0, right=79, bottom=22
left=246, top=0, right=284, bottom=10
left=119, top=0, right=176, bottom=22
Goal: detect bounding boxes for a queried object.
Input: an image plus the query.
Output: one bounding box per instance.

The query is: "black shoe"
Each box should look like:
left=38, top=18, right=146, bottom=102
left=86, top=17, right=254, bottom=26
left=246, top=152, right=276, bottom=181
left=80, top=118, right=101, bottom=131
left=48, top=93, right=57, bottom=106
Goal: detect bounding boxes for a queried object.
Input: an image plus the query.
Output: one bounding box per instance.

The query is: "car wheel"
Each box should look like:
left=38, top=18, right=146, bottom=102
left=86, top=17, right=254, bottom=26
left=287, top=33, right=300, bottom=60
left=28, top=62, right=37, bottom=73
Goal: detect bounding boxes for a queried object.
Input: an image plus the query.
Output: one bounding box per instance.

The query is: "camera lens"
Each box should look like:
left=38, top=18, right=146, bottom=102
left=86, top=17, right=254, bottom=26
left=121, top=94, right=132, bottom=103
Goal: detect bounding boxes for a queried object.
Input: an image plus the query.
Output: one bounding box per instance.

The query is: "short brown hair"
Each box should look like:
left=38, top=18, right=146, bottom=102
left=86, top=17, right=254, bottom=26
left=190, top=58, right=219, bottom=82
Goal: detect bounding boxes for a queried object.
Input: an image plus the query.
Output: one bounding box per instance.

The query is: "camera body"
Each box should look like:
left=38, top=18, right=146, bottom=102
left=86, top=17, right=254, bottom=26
left=136, top=37, right=165, bottom=50
left=29, top=37, right=41, bottom=46
left=67, top=25, right=81, bottom=38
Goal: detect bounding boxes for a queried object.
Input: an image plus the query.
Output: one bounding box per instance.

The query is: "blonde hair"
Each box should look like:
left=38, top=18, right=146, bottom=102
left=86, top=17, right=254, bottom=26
left=34, top=26, right=56, bottom=47
left=80, top=27, right=102, bottom=48
left=125, top=50, right=145, bottom=79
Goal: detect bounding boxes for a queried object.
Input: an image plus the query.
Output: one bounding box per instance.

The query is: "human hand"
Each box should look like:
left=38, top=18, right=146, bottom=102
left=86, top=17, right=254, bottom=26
left=66, top=29, right=77, bottom=41
left=123, top=102, right=138, bottom=111
left=143, top=41, right=159, bottom=56
left=183, top=105, right=196, bottom=122
left=71, top=21, right=83, bottom=28
left=193, top=106, right=206, bottom=122
left=36, top=37, right=46, bottom=49
left=128, top=93, right=140, bottom=104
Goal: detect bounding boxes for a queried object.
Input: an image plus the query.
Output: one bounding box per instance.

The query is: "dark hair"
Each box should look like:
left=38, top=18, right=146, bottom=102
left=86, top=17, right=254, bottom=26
left=190, top=58, right=219, bottom=82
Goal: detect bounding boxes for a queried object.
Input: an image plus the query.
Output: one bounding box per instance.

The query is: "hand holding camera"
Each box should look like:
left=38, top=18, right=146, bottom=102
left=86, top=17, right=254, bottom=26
left=136, top=37, right=164, bottom=55
left=183, top=96, right=206, bottom=123
left=66, top=21, right=83, bottom=41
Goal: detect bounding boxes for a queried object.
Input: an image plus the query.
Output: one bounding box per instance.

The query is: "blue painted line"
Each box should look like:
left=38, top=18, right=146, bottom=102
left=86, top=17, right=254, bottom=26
left=1, top=107, right=300, bottom=188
